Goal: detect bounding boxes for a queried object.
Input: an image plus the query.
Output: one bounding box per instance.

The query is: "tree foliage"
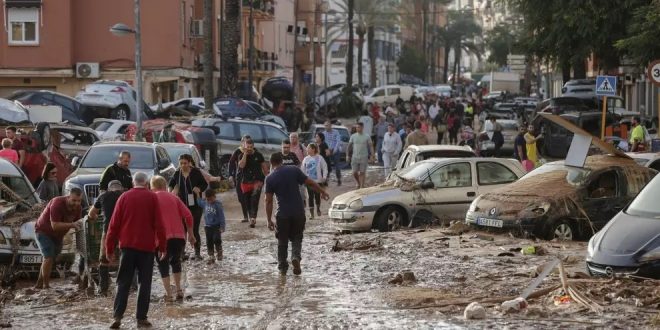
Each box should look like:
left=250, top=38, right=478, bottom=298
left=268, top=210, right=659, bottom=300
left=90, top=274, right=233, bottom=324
left=485, top=22, right=521, bottom=67
left=397, top=45, right=428, bottom=80
left=615, top=0, right=660, bottom=66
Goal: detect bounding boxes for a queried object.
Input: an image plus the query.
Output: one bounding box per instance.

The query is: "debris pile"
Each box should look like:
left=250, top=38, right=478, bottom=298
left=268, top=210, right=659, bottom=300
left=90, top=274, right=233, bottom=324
left=331, top=239, right=382, bottom=252
left=388, top=271, right=417, bottom=285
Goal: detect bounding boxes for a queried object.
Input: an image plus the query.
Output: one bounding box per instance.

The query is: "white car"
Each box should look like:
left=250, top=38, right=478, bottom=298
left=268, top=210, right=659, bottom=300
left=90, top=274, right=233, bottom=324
left=363, top=85, right=415, bottom=108
left=0, top=158, right=75, bottom=275
left=329, top=157, right=526, bottom=232
left=89, top=118, right=134, bottom=141
left=76, top=80, right=151, bottom=121
left=627, top=152, right=660, bottom=171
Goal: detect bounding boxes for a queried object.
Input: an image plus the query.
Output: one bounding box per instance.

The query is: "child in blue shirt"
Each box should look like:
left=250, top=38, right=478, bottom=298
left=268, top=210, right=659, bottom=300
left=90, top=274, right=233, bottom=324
left=198, top=188, right=226, bottom=263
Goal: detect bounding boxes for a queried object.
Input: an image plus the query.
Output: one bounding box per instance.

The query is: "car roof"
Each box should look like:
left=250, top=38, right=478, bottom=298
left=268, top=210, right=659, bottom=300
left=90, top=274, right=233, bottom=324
left=10, top=90, right=79, bottom=102
left=49, top=123, right=98, bottom=134
left=159, top=142, right=195, bottom=148
left=626, top=152, right=660, bottom=160
left=406, top=145, right=474, bottom=153
left=543, top=155, right=639, bottom=170
left=194, top=117, right=282, bottom=127
left=93, top=141, right=157, bottom=148
left=0, top=158, right=24, bottom=177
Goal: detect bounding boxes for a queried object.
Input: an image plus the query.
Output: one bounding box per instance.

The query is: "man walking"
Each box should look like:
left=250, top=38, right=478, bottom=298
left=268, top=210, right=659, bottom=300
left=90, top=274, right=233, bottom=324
left=237, top=138, right=267, bottom=228
left=229, top=136, right=251, bottom=223
left=265, top=152, right=329, bottom=276
left=405, top=121, right=429, bottom=148
left=99, top=151, right=133, bottom=191
left=323, top=121, right=342, bottom=186
left=281, top=140, right=301, bottom=166
left=87, top=180, right=124, bottom=296
left=34, top=188, right=83, bottom=289
left=106, top=172, right=167, bottom=329
left=374, top=117, right=388, bottom=164
left=347, top=122, right=375, bottom=189
left=381, top=123, right=402, bottom=174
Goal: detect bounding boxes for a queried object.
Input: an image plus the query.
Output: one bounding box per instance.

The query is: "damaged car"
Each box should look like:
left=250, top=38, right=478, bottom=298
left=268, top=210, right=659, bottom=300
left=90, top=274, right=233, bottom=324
left=586, top=173, right=660, bottom=279
left=329, top=158, right=525, bottom=232
left=466, top=155, right=656, bottom=240
left=0, top=158, right=75, bottom=282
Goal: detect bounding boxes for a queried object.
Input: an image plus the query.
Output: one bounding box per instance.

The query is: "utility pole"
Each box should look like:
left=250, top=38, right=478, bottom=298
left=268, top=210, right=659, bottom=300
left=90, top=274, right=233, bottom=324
left=312, top=5, right=317, bottom=103
left=324, top=10, right=329, bottom=108
left=292, top=0, right=299, bottom=104
left=203, top=0, right=214, bottom=114
left=248, top=0, right=254, bottom=99
left=218, top=0, right=224, bottom=96
left=134, top=0, right=143, bottom=138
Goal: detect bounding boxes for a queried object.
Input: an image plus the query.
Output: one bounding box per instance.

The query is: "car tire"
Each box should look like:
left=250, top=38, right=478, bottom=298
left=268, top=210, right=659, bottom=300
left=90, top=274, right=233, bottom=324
left=547, top=219, right=577, bottom=241
left=375, top=206, right=406, bottom=232
left=219, top=156, right=231, bottom=180
left=36, top=122, right=51, bottom=151
left=111, top=105, right=130, bottom=121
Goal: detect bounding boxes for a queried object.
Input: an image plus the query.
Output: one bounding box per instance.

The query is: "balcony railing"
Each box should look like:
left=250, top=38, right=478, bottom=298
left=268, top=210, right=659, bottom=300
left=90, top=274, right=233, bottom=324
left=242, top=0, right=274, bottom=16
left=241, top=50, right=279, bottom=71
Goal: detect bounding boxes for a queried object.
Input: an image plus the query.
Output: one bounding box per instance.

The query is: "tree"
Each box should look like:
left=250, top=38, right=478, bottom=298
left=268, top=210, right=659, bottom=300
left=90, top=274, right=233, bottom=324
left=615, top=0, right=660, bottom=66
left=431, top=10, right=482, bottom=84
left=397, top=45, right=428, bottom=80
left=485, top=23, right=520, bottom=67
left=220, top=0, right=240, bottom=96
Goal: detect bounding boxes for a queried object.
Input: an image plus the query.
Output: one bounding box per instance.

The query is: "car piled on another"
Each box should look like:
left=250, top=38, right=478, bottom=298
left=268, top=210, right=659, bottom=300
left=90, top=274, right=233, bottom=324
left=466, top=155, right=656, bottom=241
left=75, top=80, right=152, bottom=121
left=330, top=158, right=525, bottom=232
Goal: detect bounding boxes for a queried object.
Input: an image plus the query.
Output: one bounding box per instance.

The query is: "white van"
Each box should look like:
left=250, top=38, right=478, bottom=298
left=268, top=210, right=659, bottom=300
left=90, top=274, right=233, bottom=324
left=363, top=85, right=415, bottom=108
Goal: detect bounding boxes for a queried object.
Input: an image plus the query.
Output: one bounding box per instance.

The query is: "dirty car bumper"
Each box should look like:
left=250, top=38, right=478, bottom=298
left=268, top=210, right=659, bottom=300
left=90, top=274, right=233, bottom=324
left=330, top=210, right=376, bottom=231
left=465, top=210, right=540, bottom=234
left=586, top=260, right=660, bottom=279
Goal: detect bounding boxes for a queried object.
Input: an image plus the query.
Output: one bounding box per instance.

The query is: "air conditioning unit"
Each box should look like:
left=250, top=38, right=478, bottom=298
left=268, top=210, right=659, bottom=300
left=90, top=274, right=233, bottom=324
left=76, top=62, right=100, bottom=78
left=190, top=19, right=203, bottom=38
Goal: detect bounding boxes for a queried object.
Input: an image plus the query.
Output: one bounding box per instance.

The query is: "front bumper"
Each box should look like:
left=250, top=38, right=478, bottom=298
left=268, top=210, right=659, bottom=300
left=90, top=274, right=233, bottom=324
left=0, top=251, right=75, bottom=272
left=329, top=210, right=376, bottom=231
left=586, top=260, right=660, bottom=279
left=465, top=210, right=539, bottom=234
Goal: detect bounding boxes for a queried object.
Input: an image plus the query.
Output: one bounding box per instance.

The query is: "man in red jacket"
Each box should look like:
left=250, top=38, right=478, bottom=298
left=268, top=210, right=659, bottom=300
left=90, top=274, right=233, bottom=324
left=105, top=172, right=167, bottom=329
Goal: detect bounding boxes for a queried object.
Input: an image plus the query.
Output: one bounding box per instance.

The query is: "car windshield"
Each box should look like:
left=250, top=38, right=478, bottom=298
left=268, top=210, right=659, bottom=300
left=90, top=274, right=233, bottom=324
left=90, top=121, right=112, bottom=131
left=399, top=161, right=437, bottom=181
left=164, top=146, right=194, bottom=165
left=1, top=175, right=38, bottom=207
left=81, top=146, right=155, bottom=169
left=215, top=99, right=258, bottom=117
left=520, top=163, right=591, bottom=185
left=626, top=175, right=660, bottom=218
left=419, top=150, right=474, bottom=160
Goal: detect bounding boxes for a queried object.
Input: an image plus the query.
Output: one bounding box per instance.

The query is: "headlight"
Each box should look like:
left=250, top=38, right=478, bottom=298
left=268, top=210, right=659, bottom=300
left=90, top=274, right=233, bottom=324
left=0, top=231, right=6, bottom=245
left=587, top=236, right=595, bottom=256
left=348, top=199, right=363, bottom=210
left=468, top=197, right=480, bottom=213
left=639, top=248, right=660, bottom=263
left=63, top=181, right=82, bottom=196
left=521, top=202, right=550, bottom=217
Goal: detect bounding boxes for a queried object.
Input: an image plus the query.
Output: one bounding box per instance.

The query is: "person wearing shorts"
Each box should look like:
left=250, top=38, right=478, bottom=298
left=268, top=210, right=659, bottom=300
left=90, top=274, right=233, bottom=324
left=347, top=122, right=375, bottom=189
left=34, top=189, right=83, bottom=289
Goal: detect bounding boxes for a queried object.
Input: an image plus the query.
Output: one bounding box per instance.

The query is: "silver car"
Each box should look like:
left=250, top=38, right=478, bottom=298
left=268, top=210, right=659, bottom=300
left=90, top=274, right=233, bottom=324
left=76, top=80, right=151, bottom=121
left=329, top=158, right=526, bottom=232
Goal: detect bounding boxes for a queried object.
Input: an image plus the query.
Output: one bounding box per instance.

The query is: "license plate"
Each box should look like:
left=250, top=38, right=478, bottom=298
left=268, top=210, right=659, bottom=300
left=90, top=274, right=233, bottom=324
left=330, top=211, right=343, bottom=219
left=20, top=255, right=43, bottom=264
left=477, top=217, right=503, bottom=228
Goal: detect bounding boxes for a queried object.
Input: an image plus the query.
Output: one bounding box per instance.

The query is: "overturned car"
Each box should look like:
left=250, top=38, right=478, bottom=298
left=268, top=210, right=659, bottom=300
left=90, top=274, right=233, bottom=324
left=466, top=155, right=656, bottom=240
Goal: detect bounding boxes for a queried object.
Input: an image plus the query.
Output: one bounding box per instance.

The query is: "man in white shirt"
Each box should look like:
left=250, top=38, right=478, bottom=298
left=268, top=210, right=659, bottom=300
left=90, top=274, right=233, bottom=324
left=358, top=111, right=374, bottom=138
left=381, top=123, right=403, bottom=175
left=428, top=102, right=439, bottom=131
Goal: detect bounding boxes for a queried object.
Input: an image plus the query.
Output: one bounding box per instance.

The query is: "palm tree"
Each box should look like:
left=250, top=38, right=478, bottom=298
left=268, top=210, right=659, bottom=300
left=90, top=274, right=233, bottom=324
left=432, top=10, right=482, bottom=84
left=220, top=0, right=240, bottom=96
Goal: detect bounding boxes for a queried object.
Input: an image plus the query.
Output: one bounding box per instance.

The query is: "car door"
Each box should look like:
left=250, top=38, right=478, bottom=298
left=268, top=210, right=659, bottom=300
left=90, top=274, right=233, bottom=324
left=238, top=123, right=269, bottom=154
left=423, top=162, right=476, bottom=221
left=581, top=170, right=627, bottom=231
left=214, top=121, right=240, bottom=155
left=475, top=161, right=520, bottom=195
left=387, top=87, right=401, bottom=104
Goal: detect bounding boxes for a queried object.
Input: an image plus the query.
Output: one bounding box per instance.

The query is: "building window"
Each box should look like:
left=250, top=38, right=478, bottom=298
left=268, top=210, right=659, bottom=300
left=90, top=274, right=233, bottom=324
left=7, top=8, right=39, bottom=45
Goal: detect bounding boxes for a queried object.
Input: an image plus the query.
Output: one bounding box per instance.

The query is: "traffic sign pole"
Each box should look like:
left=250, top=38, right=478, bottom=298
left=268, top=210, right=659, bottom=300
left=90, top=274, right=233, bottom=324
left=601, top=96, right=607, bottom=140
left=647, top=60, right=660, bottom=135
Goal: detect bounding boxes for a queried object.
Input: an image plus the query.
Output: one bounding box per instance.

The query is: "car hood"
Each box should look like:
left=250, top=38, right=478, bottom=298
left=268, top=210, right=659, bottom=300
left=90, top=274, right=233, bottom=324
left=589, top=212, right=660, bottom=266
left=0, top=221, right=36, bottom=240
left=67, top=167, right=154, bottom=184
left=333, top=180, right=402, bottom=205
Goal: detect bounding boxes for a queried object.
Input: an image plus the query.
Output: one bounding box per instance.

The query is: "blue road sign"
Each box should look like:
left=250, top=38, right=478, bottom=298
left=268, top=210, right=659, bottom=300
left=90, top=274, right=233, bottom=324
left=596, top=75, right=617, bottom=97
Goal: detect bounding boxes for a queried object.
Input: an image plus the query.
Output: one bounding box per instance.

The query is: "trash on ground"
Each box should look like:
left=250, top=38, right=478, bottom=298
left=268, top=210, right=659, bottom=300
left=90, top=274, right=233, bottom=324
left=463, top=302, right=486, bottom=319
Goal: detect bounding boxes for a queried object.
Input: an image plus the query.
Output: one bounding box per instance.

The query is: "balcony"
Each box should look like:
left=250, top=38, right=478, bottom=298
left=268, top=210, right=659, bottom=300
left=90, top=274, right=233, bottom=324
left=242, top=0, right=274, bottom=19
left=240, top=50, right=279, bottom=76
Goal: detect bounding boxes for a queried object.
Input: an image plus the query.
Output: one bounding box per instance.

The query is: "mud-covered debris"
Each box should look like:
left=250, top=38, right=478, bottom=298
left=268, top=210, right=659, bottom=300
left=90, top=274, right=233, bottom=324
left=463, top=302, right=486, bottom=319
left=497, top=252, right=515, bottom=257
left=471, top=234, right=494, bottom=241
left=501, top=297, right=527, bottom=314
left=0, top=321, right=11, bottom=328
left=331, top=239, right=381, bottom=252
left=388, top=271, right=417, bottom=285
left=444, top=221, right=471, bottom=235
left=524, top=306, right=547, bottom=318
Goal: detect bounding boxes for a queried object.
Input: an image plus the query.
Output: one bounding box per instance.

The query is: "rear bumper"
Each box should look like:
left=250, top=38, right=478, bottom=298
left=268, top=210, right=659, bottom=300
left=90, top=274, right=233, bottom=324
left=77, top=95, right=122, bottom=109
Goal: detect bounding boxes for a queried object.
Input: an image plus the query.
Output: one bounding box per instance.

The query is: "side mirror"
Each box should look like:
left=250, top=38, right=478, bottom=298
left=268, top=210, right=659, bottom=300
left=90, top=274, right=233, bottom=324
left=158, top=159, right=170, bottom=170
left=71, top=156, right=80, bottom=167
left=420, top=181, right=434, bottom=190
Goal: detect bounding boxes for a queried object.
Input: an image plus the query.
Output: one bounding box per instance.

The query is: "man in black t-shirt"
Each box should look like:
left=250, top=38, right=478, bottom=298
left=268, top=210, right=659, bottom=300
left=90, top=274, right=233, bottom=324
left=99, top=151, right=133, bottom=191
left=238, top=139, right=267, bottom=228
left=87, top=180, right=124, bottom=295
left=281, top=139, right=300, bottom=166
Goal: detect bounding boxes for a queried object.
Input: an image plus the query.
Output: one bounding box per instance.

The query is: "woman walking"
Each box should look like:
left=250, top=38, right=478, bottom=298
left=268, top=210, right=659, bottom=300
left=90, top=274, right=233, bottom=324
left=301, top=143, right=328, bottom=219
left=315, top=132, right=331, bottom=176
left=447, top=111, right=459, bottom=145
left=36, top=162, right=60, bottom=202
left=151, top=176, right=194, bottom=301
left=169, top=154, right=208, bottom=260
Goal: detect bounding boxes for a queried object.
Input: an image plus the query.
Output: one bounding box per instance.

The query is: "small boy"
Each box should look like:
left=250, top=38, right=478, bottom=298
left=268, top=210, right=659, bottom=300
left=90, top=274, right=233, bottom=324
left=198, top=188, right=226, bottom=264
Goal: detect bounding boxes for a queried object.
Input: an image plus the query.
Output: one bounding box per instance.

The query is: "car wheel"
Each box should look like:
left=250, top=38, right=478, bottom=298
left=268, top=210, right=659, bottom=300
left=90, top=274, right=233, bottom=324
left=376, top=206, right=406, bottom=232
left=111, top=105, right=130, bottom=120
left=219, top=157, right=230, bottom=179
left=36, top=122, right=51, bottom=151
left=548, top=219, right=576, bottom=241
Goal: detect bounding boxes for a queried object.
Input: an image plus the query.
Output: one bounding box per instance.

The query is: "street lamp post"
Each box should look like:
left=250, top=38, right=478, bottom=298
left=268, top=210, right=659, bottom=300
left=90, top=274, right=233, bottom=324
left=110, top=0, right=143, bottom=140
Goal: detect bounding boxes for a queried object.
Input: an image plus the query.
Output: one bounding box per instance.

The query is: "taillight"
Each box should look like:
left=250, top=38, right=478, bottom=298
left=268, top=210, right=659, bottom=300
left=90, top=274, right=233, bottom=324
left=110, top=87, right=126, bottom=93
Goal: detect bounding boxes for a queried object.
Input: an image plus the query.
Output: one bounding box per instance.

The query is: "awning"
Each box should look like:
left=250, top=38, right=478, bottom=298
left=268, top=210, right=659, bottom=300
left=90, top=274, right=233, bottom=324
left=4, top=0, right=43, bottom=8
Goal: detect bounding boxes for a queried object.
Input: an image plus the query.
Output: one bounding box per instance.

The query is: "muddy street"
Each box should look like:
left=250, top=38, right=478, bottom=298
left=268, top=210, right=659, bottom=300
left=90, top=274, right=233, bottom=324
left=1, top=167, right=659, bottom=329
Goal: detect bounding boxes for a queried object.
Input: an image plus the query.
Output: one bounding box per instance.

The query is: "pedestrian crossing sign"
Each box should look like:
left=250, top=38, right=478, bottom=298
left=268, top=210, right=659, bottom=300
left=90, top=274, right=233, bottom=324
left=595, top=75, right=617, bottom=96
